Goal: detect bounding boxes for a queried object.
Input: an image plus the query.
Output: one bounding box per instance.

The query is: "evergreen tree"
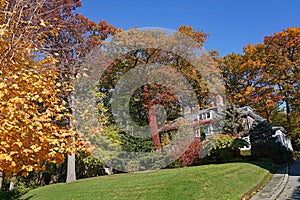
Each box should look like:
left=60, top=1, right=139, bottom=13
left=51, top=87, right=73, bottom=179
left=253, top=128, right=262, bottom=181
left=222, top=104, right=244, bottom=136
left=248, top=120, right=288, bottom=162
left=249, top=120, right=275, bottom=145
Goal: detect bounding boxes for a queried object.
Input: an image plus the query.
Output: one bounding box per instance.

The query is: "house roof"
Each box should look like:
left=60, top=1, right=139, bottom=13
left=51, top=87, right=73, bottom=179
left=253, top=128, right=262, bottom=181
left=272, top=126, right=287, bottom=133
left=238, top=106, right=264, bottom=121
left=159, top=105, right=264, bottom=134
left=158, top=117, right=184, bottom=133
left=158, top=117, right=217, bottom=133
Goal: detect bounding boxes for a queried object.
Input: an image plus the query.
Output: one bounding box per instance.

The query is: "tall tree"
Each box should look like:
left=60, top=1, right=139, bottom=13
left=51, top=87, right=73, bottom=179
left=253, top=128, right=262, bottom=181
left=0, top=0, right=117, bottom=183
left=97, top=26, right=213, bottom=153
left=37, top=1, right=116, bottom=183
left=219, top=50, right=280, bottom=122
left=263, top=27, right=300, bottom=130
left=51, top=16, right=116, bottom=184
left=0, top=0, right=85, bottom=179
left=220, top=27, right=300, bottom=149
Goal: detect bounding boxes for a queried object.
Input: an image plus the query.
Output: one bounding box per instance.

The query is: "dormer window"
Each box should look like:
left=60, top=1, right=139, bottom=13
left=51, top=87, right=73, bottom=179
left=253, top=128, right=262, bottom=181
left=206, top=112, right=210, bottom=119
left=200, top=112, right=210, bottom=119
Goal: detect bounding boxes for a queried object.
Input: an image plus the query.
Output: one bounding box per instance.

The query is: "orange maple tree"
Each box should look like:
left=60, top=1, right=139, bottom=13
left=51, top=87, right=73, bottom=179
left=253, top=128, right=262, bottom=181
left=0, top=0, right=85, bottom=178
left=220, top=27, right=300, bottom=134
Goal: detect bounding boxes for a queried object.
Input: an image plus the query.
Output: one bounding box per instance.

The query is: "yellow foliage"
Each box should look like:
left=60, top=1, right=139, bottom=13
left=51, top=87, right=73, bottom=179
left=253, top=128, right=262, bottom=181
left=0, top=10, right=83, bottom=178
left=40, top=19, right=46, bottom=27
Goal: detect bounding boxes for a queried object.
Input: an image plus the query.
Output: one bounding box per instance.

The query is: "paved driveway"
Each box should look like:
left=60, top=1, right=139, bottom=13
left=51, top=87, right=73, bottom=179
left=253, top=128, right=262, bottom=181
left=278, top=160, right=300, bottom=200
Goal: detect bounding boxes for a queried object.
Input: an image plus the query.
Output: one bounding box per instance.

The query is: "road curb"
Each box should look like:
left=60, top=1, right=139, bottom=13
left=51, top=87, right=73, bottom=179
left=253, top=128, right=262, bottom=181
left=270, top=166, right=289, bottom=200
left=250, top=165, right=289, bottom=200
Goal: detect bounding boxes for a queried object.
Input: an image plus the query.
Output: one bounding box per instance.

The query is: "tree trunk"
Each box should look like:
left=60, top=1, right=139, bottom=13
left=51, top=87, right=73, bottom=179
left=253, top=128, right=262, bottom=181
left=148, top=106, right=161, bottom=152
left=0, top=172, right=3, bottom=189
left=66, top=87, right=76, bottom=183
left=103, top=165, right=113, bottom=175
left=286, top=99, right=291, bottom=131
left=9, top=177, right=16, bottom=191
left=66, top=153, right=76, bottom=183
left=143, top=85, right=161, bottom=152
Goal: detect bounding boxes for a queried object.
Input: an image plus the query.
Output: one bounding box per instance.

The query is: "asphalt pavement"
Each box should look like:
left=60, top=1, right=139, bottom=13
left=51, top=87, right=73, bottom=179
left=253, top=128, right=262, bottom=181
left=277, top=160, right=300, bottom=200
left=250, top=164, right=288, bottom=200
left=250, top=160, right=300, bottom=200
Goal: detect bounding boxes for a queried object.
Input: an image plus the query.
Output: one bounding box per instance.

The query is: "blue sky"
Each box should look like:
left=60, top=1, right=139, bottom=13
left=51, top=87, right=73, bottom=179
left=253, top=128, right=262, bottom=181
left=79, top=0, right=299, bottom=56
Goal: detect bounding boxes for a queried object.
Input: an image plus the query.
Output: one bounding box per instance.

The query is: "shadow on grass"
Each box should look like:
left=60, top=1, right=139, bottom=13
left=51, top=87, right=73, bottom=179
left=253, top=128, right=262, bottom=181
left=0, top=189, right=34, bottom=200
left=246, top=159, right=281, bottom=174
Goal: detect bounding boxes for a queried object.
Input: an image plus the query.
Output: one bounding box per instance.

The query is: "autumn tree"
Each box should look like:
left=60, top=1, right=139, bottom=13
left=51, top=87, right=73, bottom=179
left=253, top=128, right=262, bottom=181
left=219, top=50, right=280, bottom=122
left=244, top=28, right=300, bottom=143
left=49, top=14, right=116, bottom=184
left=72, top=26, right=226, bottom=172
left=263, top=27, right=300, bottom=130
left=19, top=0, right=117, bottom=183
left=219, top=53, right=246, bottom=105
left=0, top=0, right=85, bottom=182
left=0, top=0, right=118, bottom=186
left=220, top=27, right=300, bottom=149
left=96, top=26, right=214, bottom=153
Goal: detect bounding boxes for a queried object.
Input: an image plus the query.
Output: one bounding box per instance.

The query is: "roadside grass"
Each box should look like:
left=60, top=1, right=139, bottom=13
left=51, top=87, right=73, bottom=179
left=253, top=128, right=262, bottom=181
left=19, top=162, right=273, bottom=200
left=241, top=172, right=274, bottom=199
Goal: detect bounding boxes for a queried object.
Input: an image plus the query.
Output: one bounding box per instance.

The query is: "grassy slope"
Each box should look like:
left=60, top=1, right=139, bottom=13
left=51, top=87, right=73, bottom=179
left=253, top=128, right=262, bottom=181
left=21, top=162, right=270, bottom=200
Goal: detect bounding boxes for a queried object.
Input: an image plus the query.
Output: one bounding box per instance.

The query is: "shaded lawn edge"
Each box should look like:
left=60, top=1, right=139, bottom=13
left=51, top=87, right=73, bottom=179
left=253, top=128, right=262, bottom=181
left=241, top=160, right=281, bottom=199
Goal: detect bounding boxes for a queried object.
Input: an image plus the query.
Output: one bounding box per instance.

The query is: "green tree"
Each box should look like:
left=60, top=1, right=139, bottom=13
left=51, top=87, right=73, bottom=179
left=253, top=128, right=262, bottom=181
left=249, top=121, right=275, bottom=144
left=249, top=121, right=278, bottom=160
left=222, top=104, right=244, bottom=136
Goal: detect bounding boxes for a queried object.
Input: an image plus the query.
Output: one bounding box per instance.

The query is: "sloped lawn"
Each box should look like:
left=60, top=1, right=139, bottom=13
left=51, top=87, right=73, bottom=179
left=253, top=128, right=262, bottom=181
left=21, top=162, right=270, bottom=200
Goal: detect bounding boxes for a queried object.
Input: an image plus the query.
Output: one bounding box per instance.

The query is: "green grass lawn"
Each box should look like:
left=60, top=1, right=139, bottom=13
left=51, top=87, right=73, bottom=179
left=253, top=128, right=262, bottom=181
left=21, top=162, right=271, bottom=200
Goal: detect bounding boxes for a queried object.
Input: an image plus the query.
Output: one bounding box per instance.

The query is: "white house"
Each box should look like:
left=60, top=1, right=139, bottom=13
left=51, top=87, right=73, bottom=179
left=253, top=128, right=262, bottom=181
left=272, top=126, right=293, bottom=151
left=159, top=95, right=293, bottom=152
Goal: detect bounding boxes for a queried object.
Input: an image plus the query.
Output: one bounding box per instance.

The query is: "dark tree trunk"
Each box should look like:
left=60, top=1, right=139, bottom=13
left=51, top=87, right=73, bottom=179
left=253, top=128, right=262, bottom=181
left=148, top=106, right=161, bottom=152
left=144, top=85, right=161, bottom=152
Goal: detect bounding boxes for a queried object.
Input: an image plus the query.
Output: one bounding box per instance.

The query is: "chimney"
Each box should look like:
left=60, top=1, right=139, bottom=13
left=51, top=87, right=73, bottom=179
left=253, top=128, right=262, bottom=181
left=183, top=106, right=191, bottom=115
left=216, top=94, right=224, bottom=106
left=216, top=95, right=224, bottom=112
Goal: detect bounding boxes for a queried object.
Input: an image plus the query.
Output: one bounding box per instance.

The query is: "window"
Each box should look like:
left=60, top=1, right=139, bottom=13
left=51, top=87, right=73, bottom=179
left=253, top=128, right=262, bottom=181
left=200, top=112, right=210, bottom=120
left=204, top=126, right=210, bottom=135
left=194, top=127, right=200, bottom=137
left=206, top=112, right=210, bottom=119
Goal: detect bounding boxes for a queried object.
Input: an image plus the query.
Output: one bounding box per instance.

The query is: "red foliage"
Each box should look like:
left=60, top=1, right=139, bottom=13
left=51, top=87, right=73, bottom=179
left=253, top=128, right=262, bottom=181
left=177, top=138, right=202, bottom=166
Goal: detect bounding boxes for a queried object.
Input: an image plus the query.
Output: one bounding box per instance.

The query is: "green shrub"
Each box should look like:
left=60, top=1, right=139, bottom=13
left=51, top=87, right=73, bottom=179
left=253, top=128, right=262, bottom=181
left=199, top=134, right=248, bottom=164
left=125, top=160, right=140, bottom=173
left=0, top=181, right=30, bottom=200
left=293, top=151, right=300, bottom=160
left=249, top=121, right=292, bottom=164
